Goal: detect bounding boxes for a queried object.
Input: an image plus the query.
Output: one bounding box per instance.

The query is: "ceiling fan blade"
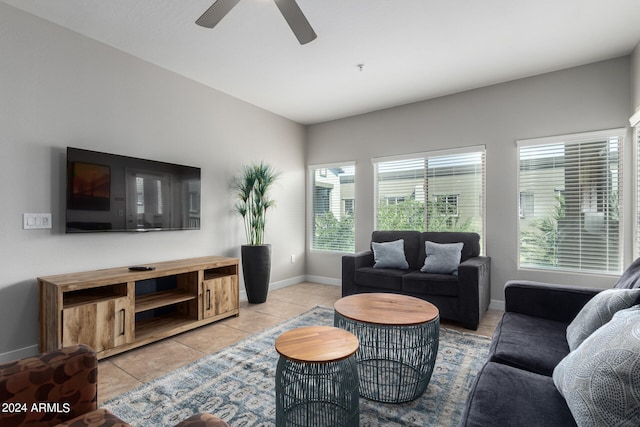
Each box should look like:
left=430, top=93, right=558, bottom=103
left=273, top=0, right=317, bottom=45
left=196, top=0, right=241, bottom=28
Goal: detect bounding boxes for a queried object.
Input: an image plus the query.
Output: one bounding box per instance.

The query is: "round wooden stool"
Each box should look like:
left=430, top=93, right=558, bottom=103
left=334, top=293, right=440, bottom=403
left=275, top=325, right=359, bottom=427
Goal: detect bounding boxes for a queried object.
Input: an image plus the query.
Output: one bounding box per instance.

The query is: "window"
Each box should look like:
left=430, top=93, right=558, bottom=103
left=373, top=147, right=486, bottom=248
left=433, top=194, right=459, bottom=217
left=519, top=191, right=534, bottom=218
left=343, top=199, right=355, bottom=216
left=309, top=163, right=355, bottom=252
left=518, top=129, right=624, bottom=274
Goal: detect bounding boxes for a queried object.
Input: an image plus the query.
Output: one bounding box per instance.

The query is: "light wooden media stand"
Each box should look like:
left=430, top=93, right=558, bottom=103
left=39, top=256, right=239, bottom=359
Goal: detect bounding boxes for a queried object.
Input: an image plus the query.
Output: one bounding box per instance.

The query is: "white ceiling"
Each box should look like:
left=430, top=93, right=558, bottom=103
left=3, top=0, right=640, bottom=125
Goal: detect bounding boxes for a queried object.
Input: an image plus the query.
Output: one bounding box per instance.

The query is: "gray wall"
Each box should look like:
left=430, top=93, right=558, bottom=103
left=0, top=4, right=306, bottom=360
left=306, top=57, right=633, bottom=307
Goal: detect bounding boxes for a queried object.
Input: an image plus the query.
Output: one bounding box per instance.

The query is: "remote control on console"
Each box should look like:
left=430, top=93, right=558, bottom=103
left=128, top=266, right=156, bottom=271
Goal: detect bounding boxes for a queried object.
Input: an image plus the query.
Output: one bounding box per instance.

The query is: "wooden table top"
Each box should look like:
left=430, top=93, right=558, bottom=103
left=275, top=326, right=359, bottom=363
left=334, top=293, right=439, bottom=326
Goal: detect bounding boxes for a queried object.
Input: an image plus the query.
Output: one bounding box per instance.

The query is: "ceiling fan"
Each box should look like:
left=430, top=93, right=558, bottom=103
left=196, top=0, right=317, bottom=45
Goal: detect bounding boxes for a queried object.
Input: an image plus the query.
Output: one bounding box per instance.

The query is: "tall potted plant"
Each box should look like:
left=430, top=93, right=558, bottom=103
left=233, top=162, right=279, bottom=303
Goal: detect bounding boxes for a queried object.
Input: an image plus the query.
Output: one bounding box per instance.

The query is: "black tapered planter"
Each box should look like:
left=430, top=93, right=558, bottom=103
left=241, top=244, right=271, bottom=304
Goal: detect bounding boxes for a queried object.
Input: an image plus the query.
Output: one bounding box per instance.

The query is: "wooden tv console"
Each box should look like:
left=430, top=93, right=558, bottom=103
left=39, top=256, right=239, bottom=359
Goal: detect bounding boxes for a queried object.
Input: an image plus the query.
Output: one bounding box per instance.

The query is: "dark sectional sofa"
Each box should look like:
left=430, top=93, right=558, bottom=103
left=342, top=230, right=491, bottom=330
left=460, top=257, right=640, bottom=426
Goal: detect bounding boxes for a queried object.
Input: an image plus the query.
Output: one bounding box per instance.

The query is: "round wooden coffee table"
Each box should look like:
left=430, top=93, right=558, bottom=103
left=275, top=325, right=360, bottom=426
left=334, top=293, right=440, bottom=403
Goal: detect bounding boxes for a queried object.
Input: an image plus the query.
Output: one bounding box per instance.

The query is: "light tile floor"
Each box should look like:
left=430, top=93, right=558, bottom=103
left=98, top=282, right=502, bottom=404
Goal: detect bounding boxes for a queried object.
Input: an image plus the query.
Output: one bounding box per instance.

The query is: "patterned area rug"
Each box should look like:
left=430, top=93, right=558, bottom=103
left=104, top=306, right=490, bottom=426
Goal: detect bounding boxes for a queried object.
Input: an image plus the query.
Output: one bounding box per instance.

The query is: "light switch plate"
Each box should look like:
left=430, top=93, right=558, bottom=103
left=23, top=213, right=52, bottom=229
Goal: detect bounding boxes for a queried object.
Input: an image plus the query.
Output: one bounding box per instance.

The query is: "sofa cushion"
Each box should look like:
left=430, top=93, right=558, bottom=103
left=402, top=271, right=459, bottom=296
left=372, top=239, right=409, bottom=269
left=489, top=312, right=569, bottom=376
left=613, top=257, right=640, bottom=289
left=566, top=288, right=640, bottom=351
left=553, top=306, right=640, bottom=426
left=460, top=362, right=576, bottom=427
left=420, top=241, right=463, bottom=275
left=354, top=267, right=404, bottom=291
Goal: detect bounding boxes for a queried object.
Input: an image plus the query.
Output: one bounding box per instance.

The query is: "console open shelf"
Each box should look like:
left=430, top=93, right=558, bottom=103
left=39, top=256, right=239, bottom=359
left=63, top=283, right=128, bottom=308
left=135, top=289, right=197, bottom=313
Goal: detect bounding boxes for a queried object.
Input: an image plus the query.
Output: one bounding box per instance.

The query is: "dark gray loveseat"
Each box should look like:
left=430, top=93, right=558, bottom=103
left=459, top=257, right=640, bottom=426
left=342, top=230, right=491, bottom=330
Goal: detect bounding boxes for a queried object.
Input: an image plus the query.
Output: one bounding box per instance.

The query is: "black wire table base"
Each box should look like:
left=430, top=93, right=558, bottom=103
left=275, top=355, right=360, bottom=427
left=334, top=311, right=440, bottom=403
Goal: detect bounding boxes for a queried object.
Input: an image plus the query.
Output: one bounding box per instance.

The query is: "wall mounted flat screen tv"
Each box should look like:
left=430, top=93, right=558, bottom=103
left=66, top=147, right=201, bottom=233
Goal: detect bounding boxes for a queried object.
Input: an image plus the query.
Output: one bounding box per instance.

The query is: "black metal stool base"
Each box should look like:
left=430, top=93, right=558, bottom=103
left=334, top=311, right=439, bottom=403
left=275, top=356, right=359, bottom=426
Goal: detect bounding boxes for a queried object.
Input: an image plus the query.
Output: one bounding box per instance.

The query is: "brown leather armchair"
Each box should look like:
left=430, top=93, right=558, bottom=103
left=0, top=344, right=228, bottom=427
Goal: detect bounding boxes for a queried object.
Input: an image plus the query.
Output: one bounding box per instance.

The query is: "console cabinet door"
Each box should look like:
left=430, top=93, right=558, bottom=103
left=202, top=276, right=239, bottom=318
left=62, top=297, right=133, bottom=352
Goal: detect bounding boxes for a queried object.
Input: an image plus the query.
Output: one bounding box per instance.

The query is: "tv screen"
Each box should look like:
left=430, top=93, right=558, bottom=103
left=66, top=147, right=201, bottom=233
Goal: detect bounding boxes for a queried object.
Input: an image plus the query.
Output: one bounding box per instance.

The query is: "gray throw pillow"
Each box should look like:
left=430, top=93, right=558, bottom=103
left=553, top=305, right=640, bottom=426
left=420, top=241, right=463, bottom=275
left=566, top=288, right=640, bottom=351
left=372, top=239, right=409, bottom=269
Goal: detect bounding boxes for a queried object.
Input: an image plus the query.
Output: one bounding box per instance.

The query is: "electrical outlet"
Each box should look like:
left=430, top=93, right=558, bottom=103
left=23, top=213, right=52, bottom=230
left=291, top=254, right=296, bottom=264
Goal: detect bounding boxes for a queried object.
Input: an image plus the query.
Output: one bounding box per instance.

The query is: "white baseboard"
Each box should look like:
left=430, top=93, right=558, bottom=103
left=0, top=344, right=39, bottom=364
left=489, top=299, right=505, bottom=311
left=240, top=275, right=311, bottom=301
left=303, top=275, right=341, bottom=287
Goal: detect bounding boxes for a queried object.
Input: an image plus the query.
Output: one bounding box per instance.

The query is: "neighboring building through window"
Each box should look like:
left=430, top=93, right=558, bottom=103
left=309, top=163, right=355, bottom=252
left=518, top=129, right=624, bottom=274
left=373, top=147, right=486, bottom=251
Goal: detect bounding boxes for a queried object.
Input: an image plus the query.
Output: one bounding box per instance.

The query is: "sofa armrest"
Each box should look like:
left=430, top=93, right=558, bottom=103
left=0, top=344, right=97, bottom=427
left=504, top=280, right=603, bottom=323
left=342, top=250, right=374, bottom=296
left=457, top=256, right=491, bottom=329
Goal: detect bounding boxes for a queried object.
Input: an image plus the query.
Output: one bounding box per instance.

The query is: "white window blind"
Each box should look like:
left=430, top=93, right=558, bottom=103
left=375, top=157, right=426, bottom=231
left=518, top=129, right=623, bottom=274
left=373, top=147, right=486, bottom=249
left=309, top=163, right=355, bottom=252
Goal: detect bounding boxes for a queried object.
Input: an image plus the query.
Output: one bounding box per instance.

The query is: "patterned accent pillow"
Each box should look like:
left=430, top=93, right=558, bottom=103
left=553, top=305, right=640, bottom=426
left=372, top=239, right=409, bottom=269
left=420, top=241, right=463, bottom=276
left=566, top=288, right=640, bottom=351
